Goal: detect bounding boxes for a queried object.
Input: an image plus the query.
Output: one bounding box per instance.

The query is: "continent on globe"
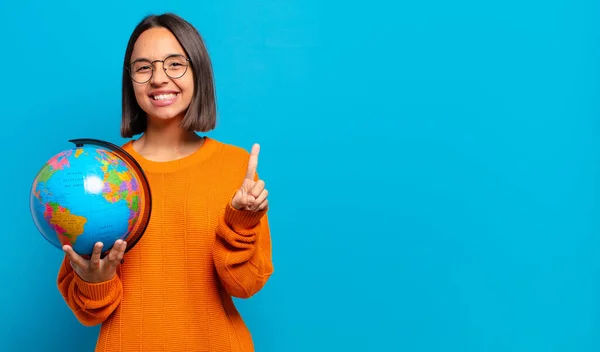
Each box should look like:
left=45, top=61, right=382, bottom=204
left=97, top=149, right=141, bottom=232
left=45, top=202, right=87, bottom=245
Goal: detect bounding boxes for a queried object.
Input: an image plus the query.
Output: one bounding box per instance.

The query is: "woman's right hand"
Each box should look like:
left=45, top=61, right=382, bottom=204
left=62, top=240, right=127, bottom=283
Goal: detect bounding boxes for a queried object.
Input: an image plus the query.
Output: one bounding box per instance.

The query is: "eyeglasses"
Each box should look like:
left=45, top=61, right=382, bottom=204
left=128, top=54, right=190, bottom=84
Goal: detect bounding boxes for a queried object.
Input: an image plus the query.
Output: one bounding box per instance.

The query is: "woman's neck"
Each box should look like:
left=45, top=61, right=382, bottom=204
left=133, top=118, right=204, bottom=162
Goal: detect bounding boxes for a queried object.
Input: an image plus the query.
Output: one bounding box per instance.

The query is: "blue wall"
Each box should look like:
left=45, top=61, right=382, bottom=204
left=1, top=0, right=599, bottom=351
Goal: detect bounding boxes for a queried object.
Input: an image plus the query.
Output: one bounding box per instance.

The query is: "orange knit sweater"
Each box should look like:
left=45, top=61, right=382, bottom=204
left=57, top=137, right=274, bottom=352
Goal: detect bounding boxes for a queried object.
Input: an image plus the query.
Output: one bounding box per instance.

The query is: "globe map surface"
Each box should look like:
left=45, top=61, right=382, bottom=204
left=30, top=140, right=150, bottom=256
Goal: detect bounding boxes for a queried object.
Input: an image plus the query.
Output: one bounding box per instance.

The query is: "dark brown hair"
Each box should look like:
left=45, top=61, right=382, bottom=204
left=120, top=13, right=217, bottom=138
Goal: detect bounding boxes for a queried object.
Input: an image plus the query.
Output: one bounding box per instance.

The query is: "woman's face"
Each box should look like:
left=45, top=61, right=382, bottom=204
left=129, top=27, right=194, bottom=123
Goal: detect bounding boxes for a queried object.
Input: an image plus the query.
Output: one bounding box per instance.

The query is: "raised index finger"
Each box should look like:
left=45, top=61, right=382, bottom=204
left=245, top=143, right=260, bottom=180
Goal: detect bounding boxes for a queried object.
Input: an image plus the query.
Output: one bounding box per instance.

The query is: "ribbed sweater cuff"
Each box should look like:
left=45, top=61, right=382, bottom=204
left=74, top=274, right=121, bottom=301
left=224, top=202, right=266, bottom=232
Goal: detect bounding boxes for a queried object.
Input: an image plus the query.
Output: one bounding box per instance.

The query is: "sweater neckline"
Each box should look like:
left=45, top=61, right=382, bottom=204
left=121, top=137, right=217, bottom=173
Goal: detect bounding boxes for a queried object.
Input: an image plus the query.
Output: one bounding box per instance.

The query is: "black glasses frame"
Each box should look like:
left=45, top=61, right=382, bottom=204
left=128, top=54, right=191, bottom=84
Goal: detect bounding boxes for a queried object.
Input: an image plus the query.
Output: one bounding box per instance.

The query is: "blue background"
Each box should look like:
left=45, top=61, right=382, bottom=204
left=1, top=0, right=599, bottom=351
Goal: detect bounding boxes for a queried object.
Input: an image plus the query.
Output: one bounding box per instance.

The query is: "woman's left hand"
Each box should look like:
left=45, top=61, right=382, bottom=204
left=231, top=144, right=269, bottom=212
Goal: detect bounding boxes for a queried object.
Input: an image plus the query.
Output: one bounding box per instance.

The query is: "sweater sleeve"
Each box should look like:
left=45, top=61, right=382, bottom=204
left=213, top=198, right=274, bottom=299
left=56, top=256, right=123, bottom=326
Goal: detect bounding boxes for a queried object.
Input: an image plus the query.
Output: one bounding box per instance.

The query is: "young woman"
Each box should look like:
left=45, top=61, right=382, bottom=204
left=57, top=13, right=274, bottom=352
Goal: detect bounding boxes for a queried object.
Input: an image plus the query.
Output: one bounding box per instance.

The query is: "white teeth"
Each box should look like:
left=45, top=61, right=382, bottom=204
left=153, top=93, right=177, bottom=100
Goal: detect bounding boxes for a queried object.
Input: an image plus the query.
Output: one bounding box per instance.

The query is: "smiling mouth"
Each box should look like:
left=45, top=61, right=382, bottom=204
left=151, top=93, right=179, bottom=101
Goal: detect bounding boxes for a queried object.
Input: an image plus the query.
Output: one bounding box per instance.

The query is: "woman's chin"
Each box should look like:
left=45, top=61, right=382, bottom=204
left=145, top=107, right=186, bottom=122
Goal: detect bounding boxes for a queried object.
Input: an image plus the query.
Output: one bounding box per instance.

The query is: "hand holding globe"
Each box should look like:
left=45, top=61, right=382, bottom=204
left=63, top=239, right=128, bottom=283
left=30, top=138, right=152, bottom=282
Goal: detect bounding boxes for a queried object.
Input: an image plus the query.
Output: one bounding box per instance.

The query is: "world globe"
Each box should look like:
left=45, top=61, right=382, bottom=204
left=29, top=138, right=151, bottom=257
